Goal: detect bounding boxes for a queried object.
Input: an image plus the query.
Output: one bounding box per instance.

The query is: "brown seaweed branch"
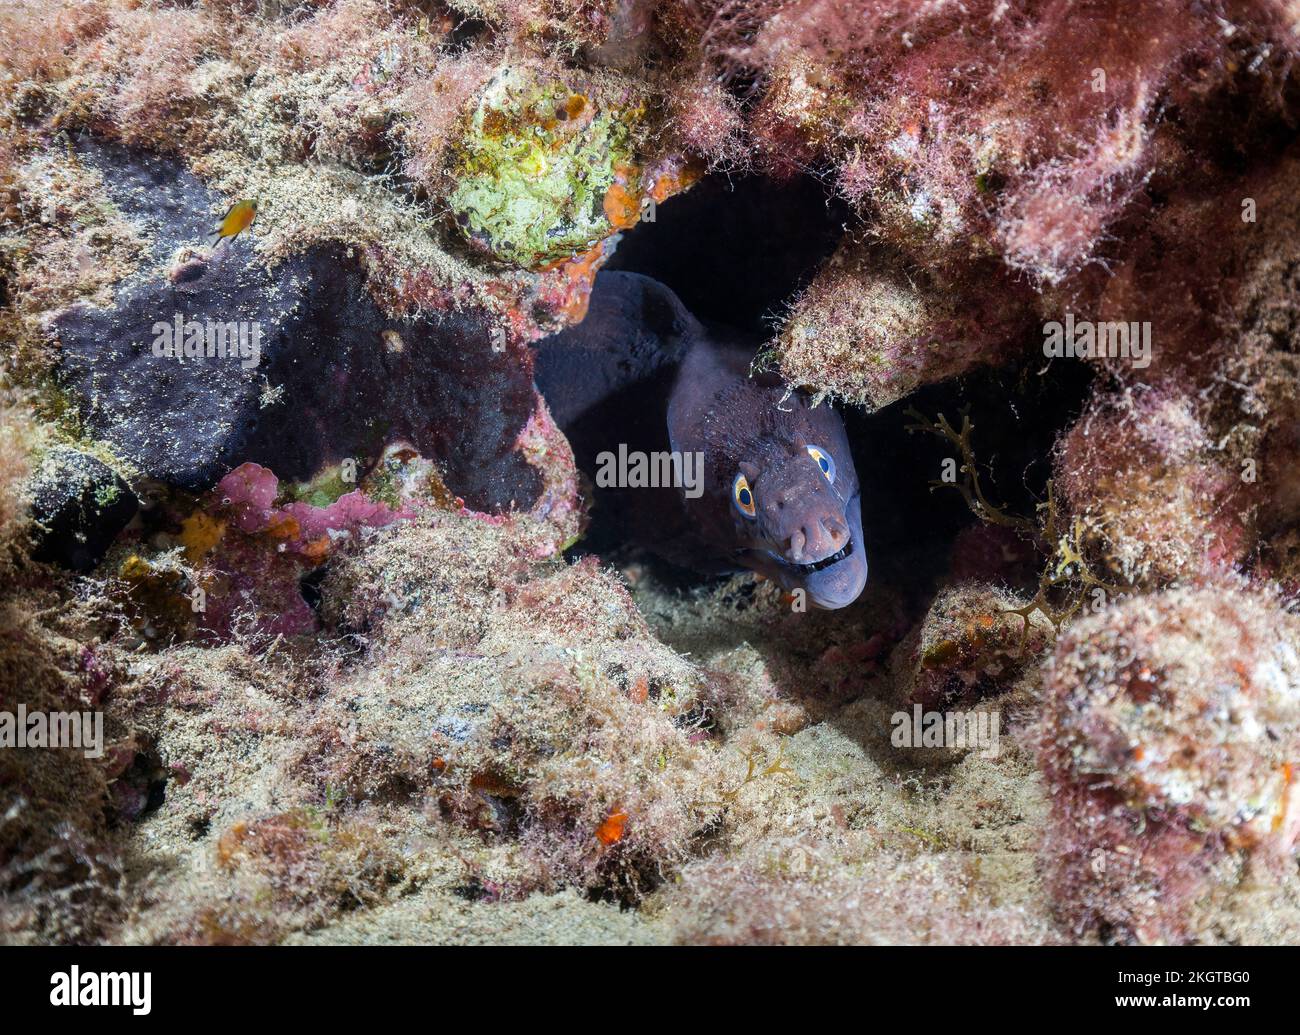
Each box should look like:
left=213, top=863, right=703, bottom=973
left=905, top=407, right=1129, bottom=645
left=693, top=741, right=801, bottom=810
left=903, top=408, right=1030, bottom=529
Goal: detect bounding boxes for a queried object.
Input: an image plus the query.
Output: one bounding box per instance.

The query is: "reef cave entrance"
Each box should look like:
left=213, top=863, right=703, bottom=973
left=577, top=170, right=1097, bottom=611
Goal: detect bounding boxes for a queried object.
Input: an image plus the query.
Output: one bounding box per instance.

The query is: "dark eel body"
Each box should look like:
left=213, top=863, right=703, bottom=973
left=533, top=271, right=867, bottom=609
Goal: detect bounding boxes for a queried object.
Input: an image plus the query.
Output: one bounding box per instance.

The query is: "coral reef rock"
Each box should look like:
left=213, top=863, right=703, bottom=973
left=1041, top=583, right=1300, bottom=943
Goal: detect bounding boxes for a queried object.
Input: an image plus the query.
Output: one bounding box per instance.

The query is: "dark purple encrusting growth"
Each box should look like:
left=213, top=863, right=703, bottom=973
left=535, top=271, right=866, bottom=608
left=64, top=135, right=221, bottom=266
left=52, top=139, right=541, bottom=513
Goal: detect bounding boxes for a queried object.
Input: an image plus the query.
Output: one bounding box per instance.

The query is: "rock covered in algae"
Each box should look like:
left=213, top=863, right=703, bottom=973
left=1040, top=582, right=1300, bottom=943
left=52, top=141, right=542, bottom=510
left=56, top=236, right=543, bottom=508
left=1053, top=388, right=1254, bottom=590
left=90, top=507, right=727, bottom=943
left=661, top=848, right=1063, bottom=946
left=447, top=67, right=648, bottom=269
left=29, top=446, right=138, bottom=572
left=775, top=241, right=1034, bottom=408
left=891, top=581, right=1052, bottom=712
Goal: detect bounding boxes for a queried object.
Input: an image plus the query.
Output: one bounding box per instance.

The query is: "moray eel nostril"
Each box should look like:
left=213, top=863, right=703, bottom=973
left=533, top=270, right=868, bottom=610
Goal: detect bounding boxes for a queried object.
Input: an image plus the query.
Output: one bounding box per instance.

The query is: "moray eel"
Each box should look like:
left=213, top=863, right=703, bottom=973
left=534, top=271, right=867, bottom=609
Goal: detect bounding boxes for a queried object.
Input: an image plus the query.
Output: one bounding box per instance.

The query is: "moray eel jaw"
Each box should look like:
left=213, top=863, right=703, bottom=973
left=800, top=492, right=868, bottom=608
left=740, top=490, right=868, bottom=610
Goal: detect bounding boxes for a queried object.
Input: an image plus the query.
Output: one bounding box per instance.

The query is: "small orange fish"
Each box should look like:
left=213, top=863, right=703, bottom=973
left=208, top=199, right=257, bottom=247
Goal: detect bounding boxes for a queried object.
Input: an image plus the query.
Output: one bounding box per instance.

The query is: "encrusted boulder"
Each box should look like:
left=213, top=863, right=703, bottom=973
left=53, top=140, right=542, bottom=511
left=29, top=446, right=138, bottom=572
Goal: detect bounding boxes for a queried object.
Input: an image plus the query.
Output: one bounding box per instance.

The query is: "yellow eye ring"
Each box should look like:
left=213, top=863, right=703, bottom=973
left=806, top=445, right=836, bottom=483
left=733, top=473, right=757, bottom=519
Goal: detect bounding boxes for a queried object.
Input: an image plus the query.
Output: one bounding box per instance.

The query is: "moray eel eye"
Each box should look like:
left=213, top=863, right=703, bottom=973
left=806, top=445, right=836, bottom=483
left=733, top=473, right=757, bottom=519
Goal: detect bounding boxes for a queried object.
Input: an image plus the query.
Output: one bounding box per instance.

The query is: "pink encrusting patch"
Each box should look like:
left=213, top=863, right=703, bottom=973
left=216, top=462, right=414, bottom=554
left=201, top=462, right=418, bottom=640
left=281, top=489, right=411, bottom=548
left=196, top=535, right=321, bottom=640
left=218, top=462, right=280, bottom=535
left=508, top=391, right=582, bottom=557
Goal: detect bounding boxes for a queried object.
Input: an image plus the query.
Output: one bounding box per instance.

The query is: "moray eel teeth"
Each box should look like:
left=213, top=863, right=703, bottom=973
left=797, top=540, right=853, bottom=574
left=761, top=537, right=855, bottom=574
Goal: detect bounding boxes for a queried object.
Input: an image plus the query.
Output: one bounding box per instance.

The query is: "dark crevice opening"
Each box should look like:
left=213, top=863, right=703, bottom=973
left=579, top=170, right=1096, bottom=610
left=605, top=170, right=849, bottom=336
left=848, top=360, right=1096, bottom=612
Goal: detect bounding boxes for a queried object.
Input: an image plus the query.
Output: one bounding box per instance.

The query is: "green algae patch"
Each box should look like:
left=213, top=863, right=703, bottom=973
left=447, top=69, right=646, bottom=270
left=286, top=464, right=358, bottom=508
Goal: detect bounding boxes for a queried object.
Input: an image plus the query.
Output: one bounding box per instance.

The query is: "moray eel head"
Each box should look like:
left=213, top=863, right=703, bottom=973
left=654, top=322, right=868, bottom=611
left=730, top=439, right=868, bottom=609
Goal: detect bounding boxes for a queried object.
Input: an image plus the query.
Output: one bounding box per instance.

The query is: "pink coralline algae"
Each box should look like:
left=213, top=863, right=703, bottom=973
left=216, top=463, right=411, bottom=551
left=705, top=0, right=1300, bottom=406
left=1053, top=388, right=1256, bottom=588
left=688, top=0, right=1296, bottom=274
left=196, top=463, right=415, bottom=640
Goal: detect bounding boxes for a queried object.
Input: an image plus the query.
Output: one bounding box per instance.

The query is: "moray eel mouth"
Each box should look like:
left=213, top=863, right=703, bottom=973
left=792, top=538, right=856, bottom=574
left=747, top=492, right=868, bottom=610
